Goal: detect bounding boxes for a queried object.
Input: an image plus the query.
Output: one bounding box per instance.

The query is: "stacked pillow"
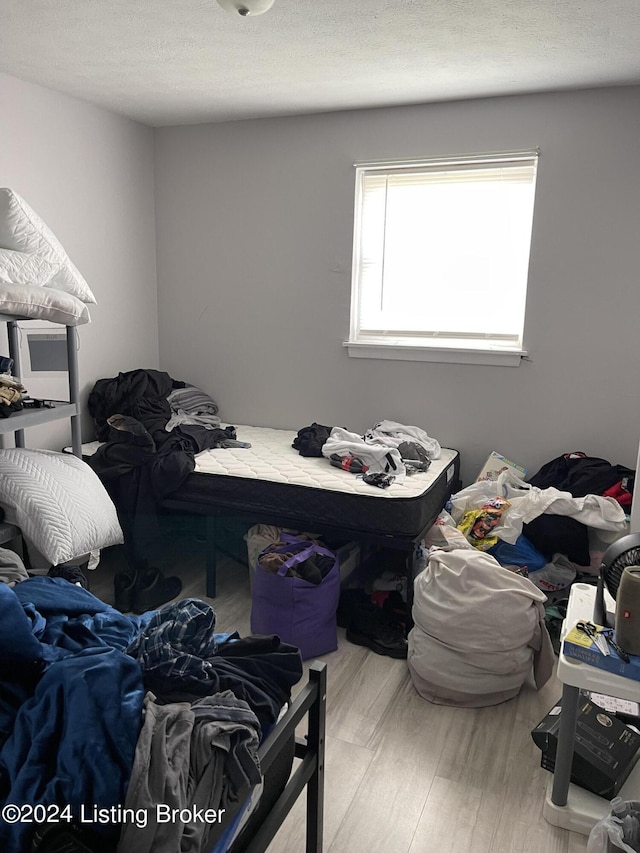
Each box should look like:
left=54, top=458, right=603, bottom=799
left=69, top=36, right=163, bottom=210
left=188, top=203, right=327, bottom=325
left=0, top=188, right=94, bottom=325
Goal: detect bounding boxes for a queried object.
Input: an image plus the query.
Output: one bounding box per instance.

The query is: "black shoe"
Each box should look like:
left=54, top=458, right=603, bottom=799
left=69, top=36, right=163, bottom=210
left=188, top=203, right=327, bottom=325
left=345, top=603, right=408, bottom=659
left=131, top=566, right=182, bottom=614
left=114, top=568, right=138, bottom=612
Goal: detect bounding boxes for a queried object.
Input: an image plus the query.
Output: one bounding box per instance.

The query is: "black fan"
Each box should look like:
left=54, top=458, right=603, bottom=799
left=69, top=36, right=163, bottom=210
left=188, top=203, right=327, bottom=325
left=594, top=533, right=640, bottom=626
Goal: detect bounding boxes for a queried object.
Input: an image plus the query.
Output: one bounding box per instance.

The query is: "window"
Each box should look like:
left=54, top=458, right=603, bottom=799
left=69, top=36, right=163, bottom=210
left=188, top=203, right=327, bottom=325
left=346, top=150, right=538, bottom=366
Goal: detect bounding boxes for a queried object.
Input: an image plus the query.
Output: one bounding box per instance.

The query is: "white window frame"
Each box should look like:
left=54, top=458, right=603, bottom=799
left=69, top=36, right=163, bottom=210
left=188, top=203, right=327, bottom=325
left=344, top=150, right=539, bottom=367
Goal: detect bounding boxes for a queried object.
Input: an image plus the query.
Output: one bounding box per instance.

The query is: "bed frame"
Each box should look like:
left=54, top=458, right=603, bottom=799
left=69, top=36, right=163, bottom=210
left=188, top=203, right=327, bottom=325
left=160, top=427, right=460, bottom=606
left=163, top=456, right=461, bottom=608
left=230, top=660, right=327, bottom=853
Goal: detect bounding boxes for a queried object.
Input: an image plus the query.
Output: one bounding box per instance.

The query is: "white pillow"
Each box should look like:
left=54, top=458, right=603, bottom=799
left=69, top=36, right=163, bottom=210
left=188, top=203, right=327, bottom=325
left=0, top=449, right=123, bottom=566
left=0, top=248, right=62, bottom=287
left=0, top=282, right=90, bottom=326
left=0, top=188, right=96, bottom=304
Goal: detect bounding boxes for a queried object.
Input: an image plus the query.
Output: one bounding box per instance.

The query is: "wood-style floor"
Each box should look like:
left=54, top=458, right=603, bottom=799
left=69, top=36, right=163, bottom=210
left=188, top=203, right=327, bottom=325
left=89, top=542, right=589, bottom=853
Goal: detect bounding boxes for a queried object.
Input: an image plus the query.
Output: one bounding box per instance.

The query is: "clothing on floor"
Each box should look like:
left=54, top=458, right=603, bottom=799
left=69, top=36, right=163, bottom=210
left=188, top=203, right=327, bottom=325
left=522, top=451, right=635, bottom=562
left=528, top=451, right=635, bottom=497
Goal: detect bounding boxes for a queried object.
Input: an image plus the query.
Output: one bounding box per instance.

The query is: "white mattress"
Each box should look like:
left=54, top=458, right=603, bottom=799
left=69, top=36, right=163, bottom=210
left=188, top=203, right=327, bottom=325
left=76, top=424, right=461, bottom=539
left=194, top=424, right=458, bottom=500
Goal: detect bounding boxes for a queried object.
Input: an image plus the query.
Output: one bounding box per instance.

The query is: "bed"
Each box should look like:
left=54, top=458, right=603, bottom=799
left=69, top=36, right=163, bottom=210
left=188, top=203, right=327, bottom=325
left=162, top=424, right=461, bottom=600
left=84, top=369, right=461, bottom=608
left=0, top=575, right=326, bottom=853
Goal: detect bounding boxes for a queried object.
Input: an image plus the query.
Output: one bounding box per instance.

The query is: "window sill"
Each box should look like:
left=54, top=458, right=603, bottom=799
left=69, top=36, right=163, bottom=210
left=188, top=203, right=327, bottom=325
left=343, top=341, right=527, bottom=366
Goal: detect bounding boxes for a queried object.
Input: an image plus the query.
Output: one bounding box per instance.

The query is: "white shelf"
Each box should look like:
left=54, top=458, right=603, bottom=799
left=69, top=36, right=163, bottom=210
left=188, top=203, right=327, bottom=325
left=558, top=585, right=640, bottom=704
left=544, top=760, right=640, bottom=835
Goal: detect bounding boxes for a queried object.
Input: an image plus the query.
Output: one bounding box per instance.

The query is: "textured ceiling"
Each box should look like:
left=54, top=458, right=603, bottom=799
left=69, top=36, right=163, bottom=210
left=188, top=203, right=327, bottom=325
left=2, top=0, right=640, bottom=127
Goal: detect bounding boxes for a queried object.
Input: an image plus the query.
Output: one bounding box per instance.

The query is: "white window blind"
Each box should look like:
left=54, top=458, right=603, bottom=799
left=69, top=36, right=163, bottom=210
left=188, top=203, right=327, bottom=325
left=348, top=151, right=538, bottom=362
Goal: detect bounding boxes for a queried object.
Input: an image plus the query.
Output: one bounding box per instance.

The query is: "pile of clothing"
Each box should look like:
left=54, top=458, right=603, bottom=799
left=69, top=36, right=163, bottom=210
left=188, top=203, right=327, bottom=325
left=407, top=450, right=635, bottom=707
left=521, top=451, right=634, bottom=568
left=292, top=419, right=441, bottom=487
left=86, top=368, right=249, bottom=581
left=0, top=576, right=303, bottom=853
left=448, top=451, right=631, bottom=592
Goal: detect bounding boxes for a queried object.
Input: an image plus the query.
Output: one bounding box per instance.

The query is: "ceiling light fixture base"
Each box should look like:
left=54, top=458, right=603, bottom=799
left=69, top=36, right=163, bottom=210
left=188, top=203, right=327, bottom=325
left=216, top=0, right=275, bottom=16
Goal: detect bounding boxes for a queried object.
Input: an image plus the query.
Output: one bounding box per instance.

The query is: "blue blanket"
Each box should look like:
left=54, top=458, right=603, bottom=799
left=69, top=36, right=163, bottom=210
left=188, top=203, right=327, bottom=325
left=0, top=579, right=146, bottom=853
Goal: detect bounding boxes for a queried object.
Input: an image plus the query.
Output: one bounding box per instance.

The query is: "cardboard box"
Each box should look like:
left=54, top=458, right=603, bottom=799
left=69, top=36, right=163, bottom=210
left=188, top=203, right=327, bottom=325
left=531, top=697, right=640, bottom=798
left=476, top=451, right=528, bottom=482
left=563, top=623, right=640, bottom=681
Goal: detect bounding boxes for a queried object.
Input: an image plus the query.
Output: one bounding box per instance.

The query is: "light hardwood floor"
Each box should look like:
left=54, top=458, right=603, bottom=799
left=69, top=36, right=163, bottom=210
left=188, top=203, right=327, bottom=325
left=90, top=542, right=589, bottom=853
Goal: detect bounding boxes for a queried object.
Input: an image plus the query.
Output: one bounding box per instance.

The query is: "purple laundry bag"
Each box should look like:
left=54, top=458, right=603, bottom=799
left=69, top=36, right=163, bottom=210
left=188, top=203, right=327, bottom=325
left=250, top=534, right=340, bottom=660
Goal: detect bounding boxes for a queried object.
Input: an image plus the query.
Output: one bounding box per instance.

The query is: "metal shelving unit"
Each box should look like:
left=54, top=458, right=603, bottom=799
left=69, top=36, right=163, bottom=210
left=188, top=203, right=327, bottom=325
left=0, top=314, right=82, bottom=550
left=0, top=315, right=82, bottom=458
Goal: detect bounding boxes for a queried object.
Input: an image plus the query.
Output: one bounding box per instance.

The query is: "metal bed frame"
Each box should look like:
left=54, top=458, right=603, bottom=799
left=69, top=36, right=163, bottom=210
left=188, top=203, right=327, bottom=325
left=163, top=467, right=462, bottom=609
left=231, top=660, right=327, bottom=853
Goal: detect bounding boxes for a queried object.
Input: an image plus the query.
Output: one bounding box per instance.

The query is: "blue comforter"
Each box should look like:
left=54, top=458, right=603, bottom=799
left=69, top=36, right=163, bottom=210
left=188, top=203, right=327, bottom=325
left=0, top=578, right=303, bottom=853
left=0, top=578, right=148, bottom=853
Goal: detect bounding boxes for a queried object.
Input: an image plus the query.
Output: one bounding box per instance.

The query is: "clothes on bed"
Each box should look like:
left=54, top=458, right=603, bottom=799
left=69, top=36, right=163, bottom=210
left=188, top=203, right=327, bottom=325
left=0, top=578, right=303, bottom=853
left=88, top=371, right=231, bottom=479
left=0, top=582, right=45, bottom=682
left=88, top=375, right=222, bottom=503
left=166, top=384, right=221, bottom=433
left=321, top=421, right=442, bottom=485
left=177, top=424, right=250, bottom=451
left=87, top=371, right=248, bottom=571
left=322, top=426, right=406, bottom=483
left=292, top=423, right=334, bottom=457
left=128, top=607, right=303, bottom=731
left=117, top=691, right=260, bottom=853
left=125, top=598, right=238, bottom=679
left=13, top=576, right=150, bottom=657
left=88, top=369, right=176, bottom=442
left=0, top=646, right=145, bottom=853
left=364, top=420, right=442, bottom=460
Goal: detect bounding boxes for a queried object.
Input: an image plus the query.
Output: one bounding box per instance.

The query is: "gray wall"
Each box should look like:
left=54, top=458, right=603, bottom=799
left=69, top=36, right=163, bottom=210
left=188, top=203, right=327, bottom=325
left=154, top=86, right=640, bottom=485
left=0, top=72, right=159, bottom=447
left=1, top=74, right=637, bottom=485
